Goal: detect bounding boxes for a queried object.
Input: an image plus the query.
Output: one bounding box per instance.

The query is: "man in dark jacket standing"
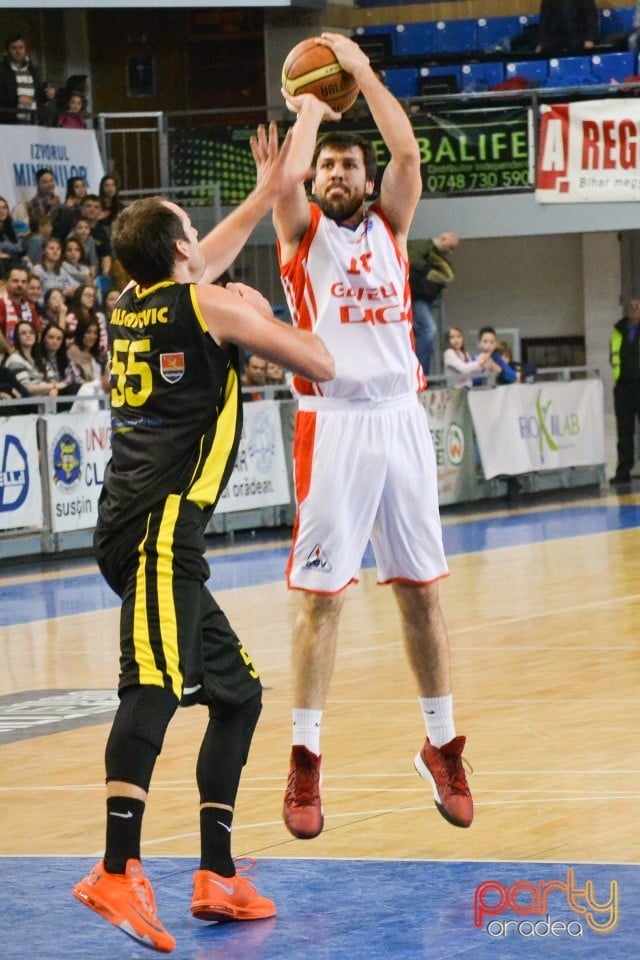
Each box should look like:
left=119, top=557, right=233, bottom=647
left=610, top=298, right=640, bottom=485
left=0, top=34, right=42, bottom=124
left=535, top=0, right=600, bottom=55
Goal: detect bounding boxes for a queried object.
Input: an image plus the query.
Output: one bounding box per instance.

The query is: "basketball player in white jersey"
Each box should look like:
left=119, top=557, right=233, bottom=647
left=254, top=32, right=473, bottom=838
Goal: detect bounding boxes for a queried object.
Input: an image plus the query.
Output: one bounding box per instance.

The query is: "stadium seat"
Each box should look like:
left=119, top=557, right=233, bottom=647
left=354, top=25, right=394, bottom=64
left=590, top=51, right=635, bottom=83
left=460, top=62, right=504, bottom=91
left=544, top=56, right=599, bottom=87
left=392, top=22, right=439, bottom=58
left=504, top=60, right=548, bottom=86
left=600, top=6, right=635, bottom=38
left=381, top=67, right=418, bottom=98
left=418, top=64, right=462, bottom=94
left=476, top=15, right=528, bottom=53
left=432, top=19, right=478, bottom=55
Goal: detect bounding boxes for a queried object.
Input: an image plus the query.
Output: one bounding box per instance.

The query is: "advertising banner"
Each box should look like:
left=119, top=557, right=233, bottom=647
left=0, top=124, right=105, bottom=212
left=0, top=415, right=42, bottom=530
left=468, top=380, right=604, bottom=479
left=43, top=411, right=111, bottom=533
left=536, top=99, right=640, bottom=203
left=216, top=400, right=290, bottom=513
left=422, top=388, right=478, bottom=505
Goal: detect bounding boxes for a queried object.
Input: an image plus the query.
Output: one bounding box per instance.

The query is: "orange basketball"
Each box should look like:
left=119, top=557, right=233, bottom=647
left=282, top=38, right=359, bottom=114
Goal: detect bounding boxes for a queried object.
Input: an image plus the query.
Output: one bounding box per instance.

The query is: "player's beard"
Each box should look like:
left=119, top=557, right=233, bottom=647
left=315, top=188, right=364, bottom=223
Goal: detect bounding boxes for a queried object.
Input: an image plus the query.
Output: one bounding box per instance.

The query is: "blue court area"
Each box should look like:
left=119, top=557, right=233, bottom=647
left=1, top=857, right=637, bottom=960
left=2, top=500, right=640, bottom=628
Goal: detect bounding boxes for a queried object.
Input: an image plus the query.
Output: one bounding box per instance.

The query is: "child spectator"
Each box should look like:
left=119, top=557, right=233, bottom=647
left=25, top=214, right=53, bottom=265
left=32, top=236, right=75, bottom=300
left=71, top=217, right=99, bottom=277
left=443, top=325, right=491, bottom=388
left=58, top=90, right=86, bottom=129
left=60, top=237, right=91, bottom=295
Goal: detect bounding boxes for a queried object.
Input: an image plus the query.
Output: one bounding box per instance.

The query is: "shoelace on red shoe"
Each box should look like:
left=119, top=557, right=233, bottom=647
left=286, top=764, right=320, bottom=807
left=443, top=754, right=472, bottom=796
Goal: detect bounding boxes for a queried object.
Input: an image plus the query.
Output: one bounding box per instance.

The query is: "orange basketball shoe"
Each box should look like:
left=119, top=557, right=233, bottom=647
left=73, top=858, right=175, bottom=952
left=282, top=745, right=323, bottom=839
left=191, top=859, right=276, bottom=922
left=414, top=736, right=474, bottom=828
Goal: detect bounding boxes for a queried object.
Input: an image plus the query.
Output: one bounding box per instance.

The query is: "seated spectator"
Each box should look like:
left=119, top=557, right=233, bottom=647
left=443, top=325, right=491, bottom=388
left=67, top=318, right=110, bottom=411
left=42, top=287, right=69, bottom=333
left=25, top=214, right=54, bottom=265
left=57, top=90, right=86, bottom=129
left=0, top=264, right=41, bottom=343
left=102, top=287, right=121, bottom=325
left=243, top=353, right=267, bottom=400
left=0, top=195, right=27, bottom=273
left=79, top=195, right=112, bottom=278
left=27, top=168, right=61, bottom=229
left=4, top=319, right=61, bottom=396
left=38, top=80, right=59, bottom=126
left=25, top=273, right=44, bottom=316
left=65, top=282, right=107, bottom=352
left=265, top=360, right=291, bottom=399
left=0, top=34, right=43, bottom=124
left=472, top=326, right=518, bottom=386
left=52, top=175, right=87, bottom=241
left=535, top=0, right=599, bottom=56
left=60, top=237, right=91, bottom=296
left=71, top=217, right=98, bottom=277
left=32, top=237, right=75, bottom=300
left=40, top=321, right=82, bottom=395
left=98, top=174, right=123, bottom=232
left=0, top=328, right=29, bottom=401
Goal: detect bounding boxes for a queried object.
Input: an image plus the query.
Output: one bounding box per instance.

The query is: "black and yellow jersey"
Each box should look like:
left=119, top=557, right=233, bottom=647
left=98, top=280, right=242, bottom=531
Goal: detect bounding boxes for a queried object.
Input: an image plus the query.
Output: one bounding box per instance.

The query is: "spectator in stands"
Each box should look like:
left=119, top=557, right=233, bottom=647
left=42, top=287, right=69, bottom=334
left=243, top=353, right=267, bottom=399
left=102, top=287, right=121, bottom=324
left=38, top=79, right=59, bottom=126
left=472, top=326, right=518, bottom=386
left=265, top=360, right=291, bottom=399
left=408, top=231, right=460, bottom=376
left=25, top=214, right=54, bottom=265
left=0, top=196, right=27, bottom=273
left=98, top=175, right=123, bottom=232
left=58, top=90, right=87, bottom=129
left=610, top=297, right=640, bottom=485
left=5, top=319, right=62, bottom=396
left=498, top=341, right=522, bottom=383
left=25, top=273, right=44, bottom=318
left=65, top=282, right=108, bottom=351
left=40, top=321, right=82, bottom=395
left=535, top=0, right=599, bottom=56
left=0, top=328, right=29, bottom=400
left=32, top=237, right=75, bottom=300
left=79, top=195, right=112, bottom=277
left=0, top=34, right=43, bottom=124
left=53, top=175, right=87, bottom=241
left=27, top=168, right=61, bottom=229
left=443, top=325, right=491, bottom=388
left=71, top=217, right=99, bottom=277
left=0, top=264, right=41, bottom=343
left=67, top=318, right=110, bottom=411
left=60, top=237, right=91, bottom=296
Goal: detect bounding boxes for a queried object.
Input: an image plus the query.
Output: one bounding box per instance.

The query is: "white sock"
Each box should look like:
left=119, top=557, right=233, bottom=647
left=419, top=694, right=455, bottom=748
left=292, top=708, right=322, bottom=756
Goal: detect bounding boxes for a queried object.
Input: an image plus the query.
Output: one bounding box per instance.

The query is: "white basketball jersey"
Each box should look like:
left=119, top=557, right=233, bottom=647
left=280, top=203, right=426, bottom=400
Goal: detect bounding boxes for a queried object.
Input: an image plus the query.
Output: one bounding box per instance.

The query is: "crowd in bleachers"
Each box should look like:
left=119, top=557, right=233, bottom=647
left=0, top=169, right=126, bottom=405
left=355, top=5, right=640, bottom=97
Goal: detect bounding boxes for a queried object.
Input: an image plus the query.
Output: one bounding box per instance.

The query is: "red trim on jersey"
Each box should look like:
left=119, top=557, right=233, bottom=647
left=285, top=409, right=317, bottom=586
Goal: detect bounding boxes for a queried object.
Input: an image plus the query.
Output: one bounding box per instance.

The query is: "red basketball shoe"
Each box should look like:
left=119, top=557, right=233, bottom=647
left=414, top=736, right=473, bottom=828
left=282, top=745, right=323, bottom=839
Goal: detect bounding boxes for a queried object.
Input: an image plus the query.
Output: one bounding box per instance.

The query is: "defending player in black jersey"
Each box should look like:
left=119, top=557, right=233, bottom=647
left=72, top=124, right=334, bottom=954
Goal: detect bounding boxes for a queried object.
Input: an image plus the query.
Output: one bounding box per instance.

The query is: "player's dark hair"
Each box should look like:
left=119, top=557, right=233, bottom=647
left=112, top=197, right=189, bottom=286
left=312, top=132, right=377, bottom=183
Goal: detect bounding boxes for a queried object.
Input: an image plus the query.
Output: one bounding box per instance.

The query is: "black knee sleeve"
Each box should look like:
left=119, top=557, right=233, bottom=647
left=105, top=685, right=178, bottom=792
left=196, top=690, right=263, bottom=805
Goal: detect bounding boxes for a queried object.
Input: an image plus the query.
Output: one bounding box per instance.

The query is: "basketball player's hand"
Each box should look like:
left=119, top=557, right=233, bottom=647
left=318, top=31, right=371, bottom=80
left=280, top=88, right=342, bottom=122
left=226, top=281, right=274, bottom=320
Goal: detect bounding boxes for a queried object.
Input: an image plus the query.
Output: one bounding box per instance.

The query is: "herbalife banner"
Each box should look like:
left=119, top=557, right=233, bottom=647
left=216, top=400, right=290, bottom=513
left=0, top=415, right=42, bottom=530
left=421, top=388, right=477, bottom=505
left=42, top=411, right=111, bottom=533
left=0, top=125, right=105, bottom=211
left=468, top=380, right=604, bottom=479
left=536, top=99, right=640, bottom=203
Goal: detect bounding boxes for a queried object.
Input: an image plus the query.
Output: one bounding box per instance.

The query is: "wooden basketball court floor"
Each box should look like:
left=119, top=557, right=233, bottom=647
left=1, top=483, right=639, bottom=959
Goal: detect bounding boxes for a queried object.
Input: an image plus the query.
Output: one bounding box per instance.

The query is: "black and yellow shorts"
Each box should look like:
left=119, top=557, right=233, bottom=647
left=95, top=494, right=261, bottom=708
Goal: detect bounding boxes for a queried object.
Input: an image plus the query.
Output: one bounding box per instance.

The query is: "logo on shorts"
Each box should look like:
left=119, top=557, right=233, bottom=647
left=304, top=544, right=332, bottom=571
left=160, top=352, right=185, bottom=383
